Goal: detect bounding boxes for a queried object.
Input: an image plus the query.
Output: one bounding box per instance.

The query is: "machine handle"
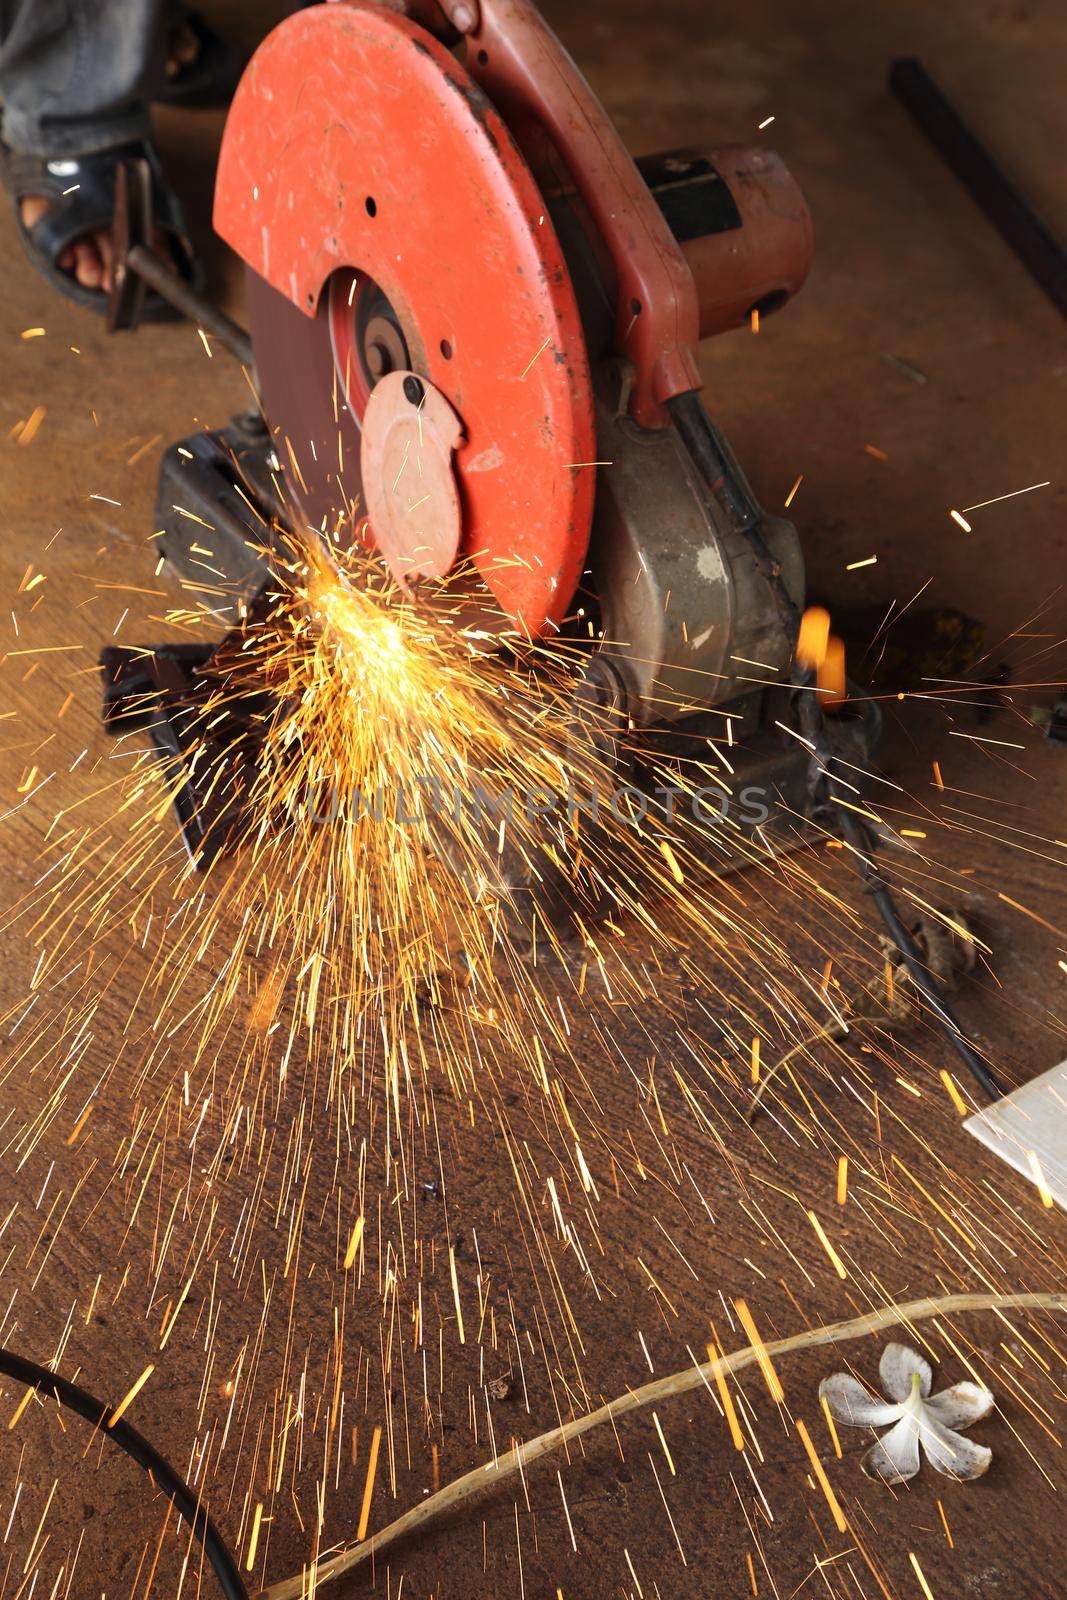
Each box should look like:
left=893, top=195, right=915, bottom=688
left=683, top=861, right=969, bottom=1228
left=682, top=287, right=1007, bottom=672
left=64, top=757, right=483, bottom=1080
left=466, top=0, right=702, bottom=427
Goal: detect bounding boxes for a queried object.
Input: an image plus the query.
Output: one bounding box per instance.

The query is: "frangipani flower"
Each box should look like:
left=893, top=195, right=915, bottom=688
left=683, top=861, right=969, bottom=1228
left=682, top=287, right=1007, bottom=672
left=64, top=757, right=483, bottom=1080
left=819, top=1342, right=994, bottom=1483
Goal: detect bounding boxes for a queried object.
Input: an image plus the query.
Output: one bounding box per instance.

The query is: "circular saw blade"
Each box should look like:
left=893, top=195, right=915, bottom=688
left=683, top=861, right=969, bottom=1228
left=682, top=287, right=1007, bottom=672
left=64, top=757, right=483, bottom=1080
left=217, top=1, right=596, bottom=638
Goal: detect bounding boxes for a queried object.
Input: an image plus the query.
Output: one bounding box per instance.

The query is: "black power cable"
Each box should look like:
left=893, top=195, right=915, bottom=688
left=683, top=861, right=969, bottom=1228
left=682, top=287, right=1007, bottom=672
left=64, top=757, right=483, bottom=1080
left=0, top=1348, right=249, bottom=1600
left=791, top=670, right=1004, bottom=1103
left=834, top=807, right=1003, bottom=1101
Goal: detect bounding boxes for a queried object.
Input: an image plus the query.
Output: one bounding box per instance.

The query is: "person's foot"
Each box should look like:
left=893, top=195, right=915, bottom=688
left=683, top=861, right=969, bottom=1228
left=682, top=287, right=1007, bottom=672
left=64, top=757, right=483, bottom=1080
left=18, top=192, right=111, bottom=290
left=15, top=24, right=198, bottom=294
left=17, top=191, right=176, bottom=294
left=164, top=20, right=202, bottom=83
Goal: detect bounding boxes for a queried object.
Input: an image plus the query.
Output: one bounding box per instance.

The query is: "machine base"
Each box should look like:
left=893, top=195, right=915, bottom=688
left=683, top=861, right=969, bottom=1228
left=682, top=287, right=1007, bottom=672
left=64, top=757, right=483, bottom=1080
left=100, top=635, right=277, bottom=867
left=156, top=412, right=288, bottom=622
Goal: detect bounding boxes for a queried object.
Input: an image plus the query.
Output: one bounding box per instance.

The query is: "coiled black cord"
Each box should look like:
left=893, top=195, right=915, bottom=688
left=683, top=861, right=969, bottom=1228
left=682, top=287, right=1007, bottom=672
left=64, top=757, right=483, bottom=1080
left=0, top=1348, right=248, bottom=1600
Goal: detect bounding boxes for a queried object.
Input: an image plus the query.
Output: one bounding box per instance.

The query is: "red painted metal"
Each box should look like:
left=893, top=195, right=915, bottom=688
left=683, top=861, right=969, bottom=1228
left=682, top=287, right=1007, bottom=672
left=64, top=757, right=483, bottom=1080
left=214, top=0, right=595, bottom=637
left=464, top=0, right=702, bottom=426
left=683, top=148, right=813, bottom=338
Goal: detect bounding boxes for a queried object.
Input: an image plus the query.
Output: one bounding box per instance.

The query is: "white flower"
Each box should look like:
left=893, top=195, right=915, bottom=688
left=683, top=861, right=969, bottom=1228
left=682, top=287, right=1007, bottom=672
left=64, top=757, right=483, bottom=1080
left=819, top=1342, right=994, bottom=1483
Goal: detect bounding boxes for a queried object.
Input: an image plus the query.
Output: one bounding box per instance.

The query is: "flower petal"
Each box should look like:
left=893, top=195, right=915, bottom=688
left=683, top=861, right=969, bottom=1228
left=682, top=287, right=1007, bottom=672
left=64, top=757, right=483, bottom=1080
left=879, top=1342, right=932, bottom=1402
left=916, top=1412, right=992, bottom=1480
left=819, top=1373, right=901, bottom=1428
left=862, top=1414, right=921, bottom=1483
left=924, top=1381, right=994, bottom=1431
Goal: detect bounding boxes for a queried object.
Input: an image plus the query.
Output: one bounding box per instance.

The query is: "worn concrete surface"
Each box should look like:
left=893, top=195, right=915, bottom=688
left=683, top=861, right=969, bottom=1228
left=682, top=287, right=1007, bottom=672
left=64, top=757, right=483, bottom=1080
left=0, top=2, right=1064, bottom=1598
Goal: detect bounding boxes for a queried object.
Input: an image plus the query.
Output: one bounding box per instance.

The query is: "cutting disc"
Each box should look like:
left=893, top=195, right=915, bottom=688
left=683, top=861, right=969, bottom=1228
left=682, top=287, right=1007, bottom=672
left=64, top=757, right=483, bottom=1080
left=215, top=0, right=596, bottom=638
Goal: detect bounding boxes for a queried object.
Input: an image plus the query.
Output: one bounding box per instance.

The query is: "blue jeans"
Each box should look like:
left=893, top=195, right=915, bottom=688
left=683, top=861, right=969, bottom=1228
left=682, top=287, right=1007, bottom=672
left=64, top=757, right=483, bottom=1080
left=0, top=0, right=177, bottom=157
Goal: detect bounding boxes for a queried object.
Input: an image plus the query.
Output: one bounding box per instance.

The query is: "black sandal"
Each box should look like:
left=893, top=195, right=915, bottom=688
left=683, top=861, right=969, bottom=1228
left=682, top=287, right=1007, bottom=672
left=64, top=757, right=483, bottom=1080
left=0, top=137, right=202, bottom=316
left=155, top=9, right=245, bottom=110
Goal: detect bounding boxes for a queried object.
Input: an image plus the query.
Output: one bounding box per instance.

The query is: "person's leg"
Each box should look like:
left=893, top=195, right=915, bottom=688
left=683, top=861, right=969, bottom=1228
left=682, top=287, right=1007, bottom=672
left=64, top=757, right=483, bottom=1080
left=0, top=0, right=169, bottom=291
left=0, top=0, right=167, bottom=157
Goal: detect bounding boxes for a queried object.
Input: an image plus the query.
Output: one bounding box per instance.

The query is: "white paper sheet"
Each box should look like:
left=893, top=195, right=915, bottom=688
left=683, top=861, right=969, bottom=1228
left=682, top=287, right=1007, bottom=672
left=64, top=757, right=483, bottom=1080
left=964, top=1059, right=1067, bottom=1209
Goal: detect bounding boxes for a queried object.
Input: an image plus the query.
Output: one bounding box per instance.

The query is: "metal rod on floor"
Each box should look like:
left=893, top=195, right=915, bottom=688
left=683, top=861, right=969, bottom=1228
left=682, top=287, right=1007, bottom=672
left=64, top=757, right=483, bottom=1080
left=889, top=56, right=1067, bottom=322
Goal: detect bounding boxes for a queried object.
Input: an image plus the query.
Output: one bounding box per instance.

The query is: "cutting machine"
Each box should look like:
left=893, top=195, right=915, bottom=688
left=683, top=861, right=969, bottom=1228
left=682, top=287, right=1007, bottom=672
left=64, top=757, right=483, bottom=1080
left=103, top=0, right=877, bottom=870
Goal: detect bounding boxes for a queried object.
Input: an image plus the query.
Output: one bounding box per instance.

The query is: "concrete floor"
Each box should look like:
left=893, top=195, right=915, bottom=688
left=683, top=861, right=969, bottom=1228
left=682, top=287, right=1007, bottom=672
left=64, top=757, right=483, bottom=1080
left=0, top=2, right=1065, bottom=1598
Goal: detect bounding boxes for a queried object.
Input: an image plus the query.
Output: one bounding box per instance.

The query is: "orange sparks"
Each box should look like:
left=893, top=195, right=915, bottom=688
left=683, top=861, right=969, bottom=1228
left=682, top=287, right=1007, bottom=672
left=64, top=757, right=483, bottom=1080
left=1026, top=1152, right=1055, bottom=1209
left=817, top=636, right=847, bottom=706
left=17, top=405, right=46, bottom=446
left=997, top=892, right=1067, bottom=939
left=652, top=1411, right=676, bottom=1475
left=909, top=1551, right=936, bottom=1600
left=806, top=1210, right=847, bottom=1279
left=939, top=1069, right=968, bottom=1117
left=449, top=1244, right=466, bottom=1344
left=796, top=605, right=830, bottom=669
left=108, top=1364, right=155, bottom=1427
left=7, top=1386, right=35, bottom=1432
left=343, top=1215, right=365, bottom=1269
left=246, top=1502, right=264, bottom=1572
left=733, top=1300, right=785, bottom=1404
left=795, top=1418, right=847, bottom=1532
left=65, top=1103, right=93, bottom=1145
left=356, top=1424, right=382, bottom=1541
left=518, top=336, right=551, bottom=378
left=659, top=839, right=684, bottom=885
left=706, top=1340, right=746, bottom=1451
left=819, top=1391, right=843, bottom=1458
